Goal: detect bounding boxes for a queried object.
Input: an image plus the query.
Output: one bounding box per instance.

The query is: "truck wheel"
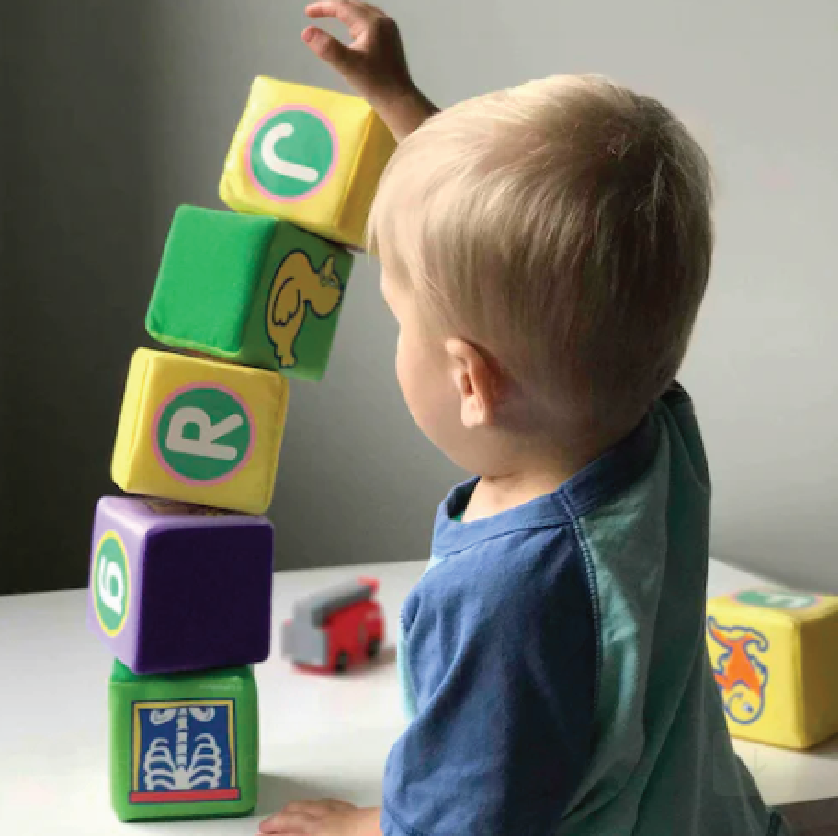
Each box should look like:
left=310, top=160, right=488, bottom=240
left=367, top=638, right=381, bottom=659
left=335, top=652, right=349, bottom=673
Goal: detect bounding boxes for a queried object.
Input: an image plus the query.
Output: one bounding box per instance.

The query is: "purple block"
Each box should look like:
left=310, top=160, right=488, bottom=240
left=87, top=496, right=273, bottom=674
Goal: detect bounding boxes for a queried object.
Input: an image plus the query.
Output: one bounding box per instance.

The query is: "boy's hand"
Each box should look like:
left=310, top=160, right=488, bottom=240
left=302, top=1, right=411, bottom=106
left=302, top=1, right=437, bottom=139
left=258, top=800, right=381, bottom=836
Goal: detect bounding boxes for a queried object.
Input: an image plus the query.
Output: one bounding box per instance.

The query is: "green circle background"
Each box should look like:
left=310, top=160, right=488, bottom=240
left=734, top=590, right=817, bottom=609
left=95, top=535, right=129, bottom=633
left=251, top=110, right=334, bottom=198
left=157, top=388, right=251, bottom=481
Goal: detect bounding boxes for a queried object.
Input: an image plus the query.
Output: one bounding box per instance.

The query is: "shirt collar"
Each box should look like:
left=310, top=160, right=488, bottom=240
left=432, top=410, right=660, bottom=558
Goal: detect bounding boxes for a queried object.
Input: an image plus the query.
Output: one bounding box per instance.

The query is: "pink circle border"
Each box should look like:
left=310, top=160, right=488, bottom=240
left=152, top=382, right=256, bottom=487
left=244, top=104, right=339, bottom=204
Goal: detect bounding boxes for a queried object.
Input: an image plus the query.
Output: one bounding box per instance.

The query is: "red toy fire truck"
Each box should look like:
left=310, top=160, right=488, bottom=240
left=281, top=577, right=385, bottom=673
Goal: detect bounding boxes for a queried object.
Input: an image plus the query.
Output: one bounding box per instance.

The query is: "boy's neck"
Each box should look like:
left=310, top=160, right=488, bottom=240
left=461, top=423, right=632, bottom=523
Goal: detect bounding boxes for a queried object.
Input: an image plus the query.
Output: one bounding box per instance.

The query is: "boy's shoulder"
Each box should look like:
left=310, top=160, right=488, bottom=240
left=403, top=480, right=590, bottom=636
left=406, top=381, right=704, bottom=628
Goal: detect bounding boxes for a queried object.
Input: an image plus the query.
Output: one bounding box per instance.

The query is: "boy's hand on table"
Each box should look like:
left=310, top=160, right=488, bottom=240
left=258, top=800, right=382, bottom=836
left=302, top=0, right=437, bottom=139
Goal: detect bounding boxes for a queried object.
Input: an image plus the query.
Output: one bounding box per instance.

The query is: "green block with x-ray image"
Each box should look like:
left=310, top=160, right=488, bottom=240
left=108, top=659, right=258, bottom=821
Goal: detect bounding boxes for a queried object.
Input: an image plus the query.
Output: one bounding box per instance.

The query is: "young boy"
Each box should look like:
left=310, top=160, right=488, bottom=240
left=260, top=2, right=783, bottom=835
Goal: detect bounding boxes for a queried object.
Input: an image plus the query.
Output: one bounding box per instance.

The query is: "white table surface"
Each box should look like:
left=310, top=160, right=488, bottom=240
left=0, top=558, right=835, bottom=836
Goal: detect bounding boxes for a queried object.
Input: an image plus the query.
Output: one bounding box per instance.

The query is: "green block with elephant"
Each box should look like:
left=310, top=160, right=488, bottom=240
left=145, top=205, right=353, bottom=381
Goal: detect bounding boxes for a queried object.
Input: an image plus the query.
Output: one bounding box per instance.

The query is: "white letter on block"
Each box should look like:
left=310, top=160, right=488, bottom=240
left=98, top=559, right=125, bottom=615
left=763, top=593, right=812, bottom=610
left=262, top=123, right=319, bottom=183
left=165, top=407, right=243, bottom=461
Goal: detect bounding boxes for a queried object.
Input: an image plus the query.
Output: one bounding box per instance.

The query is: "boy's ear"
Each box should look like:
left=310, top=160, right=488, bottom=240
left=445, top=338, right=503, bottom=428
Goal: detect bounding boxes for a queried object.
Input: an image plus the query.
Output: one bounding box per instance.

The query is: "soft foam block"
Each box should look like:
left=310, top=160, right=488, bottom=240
left=88, top=496, right=273, bottom=674
left=219, top=76, right=395, bottom=248
left=111, top=348, right=288, bottom=514
left=706, top=588, right=838, bottom=749
left=109, top=659, right=258, bottom=821
left=146, top=205, right=353, bottom=380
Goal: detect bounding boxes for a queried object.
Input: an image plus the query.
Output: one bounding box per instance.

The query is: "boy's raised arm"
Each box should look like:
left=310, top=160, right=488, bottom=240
left=302, top=0, right=438, bottom=140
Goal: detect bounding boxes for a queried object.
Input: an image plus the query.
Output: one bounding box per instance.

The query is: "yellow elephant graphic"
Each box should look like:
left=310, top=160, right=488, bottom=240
left=266, top=251, right=343, bottom=368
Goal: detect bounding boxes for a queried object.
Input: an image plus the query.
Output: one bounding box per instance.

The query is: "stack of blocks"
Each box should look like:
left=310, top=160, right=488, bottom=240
left=88, top=76, right=395, bottom=822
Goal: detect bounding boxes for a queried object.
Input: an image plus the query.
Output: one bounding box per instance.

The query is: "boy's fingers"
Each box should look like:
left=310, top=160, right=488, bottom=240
left=301, top=26, right=357, bottom=72
left=282, top=800, right=326, bottom=815
left=258, top=811, right=317, bottom=835
left=305, top=1, right=367, bottom=26
left=257, top=812, right=283, bottom=833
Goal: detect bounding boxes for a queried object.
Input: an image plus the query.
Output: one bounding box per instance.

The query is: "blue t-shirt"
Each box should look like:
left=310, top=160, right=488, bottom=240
left=381, top=385, right=783, bottom=835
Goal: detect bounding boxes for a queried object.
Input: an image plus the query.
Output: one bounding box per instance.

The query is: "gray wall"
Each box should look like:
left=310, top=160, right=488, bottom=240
left=1, top=3, right=160, bottom=593
left=1, top=0, right=835, bottom=595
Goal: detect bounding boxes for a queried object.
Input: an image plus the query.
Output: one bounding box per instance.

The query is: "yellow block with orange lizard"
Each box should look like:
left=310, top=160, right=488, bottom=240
left=706, top=588, right=837, bottom=749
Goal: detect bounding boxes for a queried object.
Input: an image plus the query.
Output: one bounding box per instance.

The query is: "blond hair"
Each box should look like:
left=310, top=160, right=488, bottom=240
left=368, top=75, right=713, bottom=432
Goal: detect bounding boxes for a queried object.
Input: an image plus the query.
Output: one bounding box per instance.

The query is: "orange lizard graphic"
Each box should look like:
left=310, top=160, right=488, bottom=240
left=707, top=616, right=769, bottom=725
